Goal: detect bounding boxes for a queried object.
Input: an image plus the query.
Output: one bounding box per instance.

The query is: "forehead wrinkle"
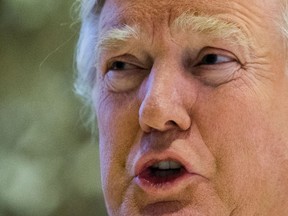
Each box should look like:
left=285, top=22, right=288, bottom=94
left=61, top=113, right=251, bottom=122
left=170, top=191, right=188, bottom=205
left=171, top=11, right=251, bottom=48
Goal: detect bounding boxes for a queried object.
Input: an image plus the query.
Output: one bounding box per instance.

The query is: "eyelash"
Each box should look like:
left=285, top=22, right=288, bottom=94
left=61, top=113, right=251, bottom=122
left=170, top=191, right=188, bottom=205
left=108, top=53, right=235, bottom=71
left=107, top=56, right=144, bottom=71
left=110, top=61, right=126, bottom=70
left=196, top=54, right=234, bottom=66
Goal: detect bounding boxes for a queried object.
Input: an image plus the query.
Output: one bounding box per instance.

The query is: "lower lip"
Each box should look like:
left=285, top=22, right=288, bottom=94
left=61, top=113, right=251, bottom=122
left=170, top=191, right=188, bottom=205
left=135, top=168, right=196, bottom=193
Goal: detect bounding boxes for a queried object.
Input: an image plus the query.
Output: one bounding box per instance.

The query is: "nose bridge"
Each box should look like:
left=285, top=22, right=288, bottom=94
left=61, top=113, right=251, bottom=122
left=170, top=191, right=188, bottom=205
left=145, top=65, right=177, bottom=107
left=139, top=61, right=192, bottom=132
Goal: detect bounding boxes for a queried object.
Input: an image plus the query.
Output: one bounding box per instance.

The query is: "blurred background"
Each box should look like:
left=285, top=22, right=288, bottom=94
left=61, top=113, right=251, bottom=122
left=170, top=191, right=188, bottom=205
left=0, top=0, right=107, bottom=215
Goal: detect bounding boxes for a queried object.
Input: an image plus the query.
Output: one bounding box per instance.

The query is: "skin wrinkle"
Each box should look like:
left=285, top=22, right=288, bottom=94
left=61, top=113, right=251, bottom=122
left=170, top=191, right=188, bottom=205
left=75, top=0, right=288, bottom=108
left=96, top=13, right=251, bottom=59
left=77, top=0, right=288, bottom=215
left=96, top=25, right=140, bottom=55
left=171, top=12, right=250, bottom=48
left=223, top=1, right=283, bottom=53
left=95, top=12, right=252, bottom=89
left=281, top=2, right=288, bottom=43
left=75, top=0, right=288, bottom=105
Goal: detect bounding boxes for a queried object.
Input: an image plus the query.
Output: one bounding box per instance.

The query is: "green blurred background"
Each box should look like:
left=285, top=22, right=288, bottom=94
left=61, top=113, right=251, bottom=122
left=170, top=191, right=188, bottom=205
left=0, top=0, right=107, bottom=215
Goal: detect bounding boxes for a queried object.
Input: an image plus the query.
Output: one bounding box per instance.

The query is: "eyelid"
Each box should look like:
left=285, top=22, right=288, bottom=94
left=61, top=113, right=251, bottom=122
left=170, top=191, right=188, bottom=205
left=108, top=61, right=140, bottom=71
left=103, top=56, right=150, bottom=92
left=195, top=47, right=239, bottom=66
left=188, top=47, right=242, bottom=87
left=106, top=54, right=147, bottom=72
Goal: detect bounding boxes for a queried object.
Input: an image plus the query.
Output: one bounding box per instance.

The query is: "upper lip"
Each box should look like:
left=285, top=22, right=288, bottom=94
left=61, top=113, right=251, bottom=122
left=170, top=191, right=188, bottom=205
left=134, top=151, right=196, bottom=177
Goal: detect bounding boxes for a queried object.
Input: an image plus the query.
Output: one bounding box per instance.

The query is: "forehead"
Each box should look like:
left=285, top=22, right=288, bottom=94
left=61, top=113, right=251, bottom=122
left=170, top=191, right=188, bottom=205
left=99, top=0, right=281, bottom=29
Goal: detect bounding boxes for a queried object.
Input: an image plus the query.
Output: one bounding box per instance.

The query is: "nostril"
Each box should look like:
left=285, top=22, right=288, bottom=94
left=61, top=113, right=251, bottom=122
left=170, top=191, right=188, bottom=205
left=139, top=95, right=191, bottom=132
left=165, top=120, right=178, bottom=128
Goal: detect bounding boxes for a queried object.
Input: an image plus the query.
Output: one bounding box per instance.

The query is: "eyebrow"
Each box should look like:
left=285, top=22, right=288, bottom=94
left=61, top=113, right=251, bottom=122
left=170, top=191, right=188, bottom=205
left=96, top=25, right=140, bottom=55
left=96, top=12, right=250, bottom=56
left=171, top=11, right=250, bottom=47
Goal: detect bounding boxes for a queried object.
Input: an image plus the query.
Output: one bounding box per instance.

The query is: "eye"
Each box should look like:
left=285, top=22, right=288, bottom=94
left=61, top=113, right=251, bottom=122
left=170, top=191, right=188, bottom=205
left=104, top=58, right=149, bottom=92
left=198, top=54, right=234, bottom=65
left=109, top=61, right=140, bottom=71
left=191, top=49, right=241, bottom=87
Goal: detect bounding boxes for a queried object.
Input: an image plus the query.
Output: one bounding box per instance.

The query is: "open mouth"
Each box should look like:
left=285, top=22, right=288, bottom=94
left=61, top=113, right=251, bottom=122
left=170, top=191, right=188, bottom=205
left=138, top=160, right=187, bottom=185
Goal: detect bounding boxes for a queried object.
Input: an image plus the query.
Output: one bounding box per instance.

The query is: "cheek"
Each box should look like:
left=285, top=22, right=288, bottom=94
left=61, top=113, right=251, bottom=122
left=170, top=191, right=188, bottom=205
left=95, top=91, right=140, bottom=210
left=199, top=95, right=268, bottom=168
left=96, top=92, right=139, bottom=165
left=195, top=87, right=282, bottom=204
left=96, top=92, right=140, bottom=150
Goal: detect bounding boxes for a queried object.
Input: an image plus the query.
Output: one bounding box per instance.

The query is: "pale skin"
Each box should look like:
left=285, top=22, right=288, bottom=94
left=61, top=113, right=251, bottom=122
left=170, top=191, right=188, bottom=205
left=92, top=0, right=288, bottom=215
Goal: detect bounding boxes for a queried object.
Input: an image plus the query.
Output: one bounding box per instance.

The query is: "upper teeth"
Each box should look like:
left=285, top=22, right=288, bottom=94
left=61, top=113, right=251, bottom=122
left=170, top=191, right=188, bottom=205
left=151, top=161, right=182, bottom=170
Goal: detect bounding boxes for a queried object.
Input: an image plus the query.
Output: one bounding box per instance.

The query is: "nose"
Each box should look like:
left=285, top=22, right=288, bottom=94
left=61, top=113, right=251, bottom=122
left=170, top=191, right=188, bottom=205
left=138, top=63, right=195, bottom=132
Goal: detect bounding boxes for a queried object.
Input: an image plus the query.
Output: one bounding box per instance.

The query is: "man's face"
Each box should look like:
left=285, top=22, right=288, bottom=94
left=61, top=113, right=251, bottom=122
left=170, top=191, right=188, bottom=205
left=93, top=0, right=288, bottom=215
